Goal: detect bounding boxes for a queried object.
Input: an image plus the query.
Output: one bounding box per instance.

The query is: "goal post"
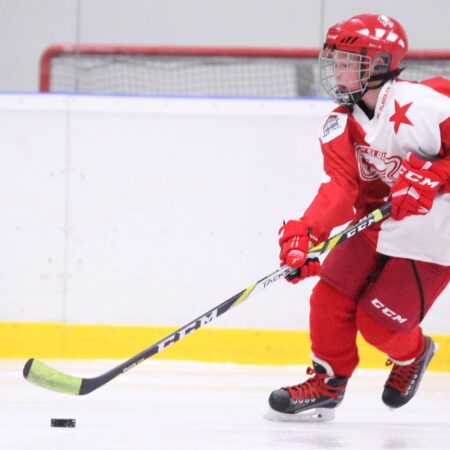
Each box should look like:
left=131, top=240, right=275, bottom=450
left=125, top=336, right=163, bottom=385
left=39, top=44, right=450, bottom=97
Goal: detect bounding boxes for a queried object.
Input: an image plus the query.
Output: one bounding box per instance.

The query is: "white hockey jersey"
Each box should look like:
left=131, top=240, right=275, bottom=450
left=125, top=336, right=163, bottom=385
left=302, top=77, right=450, bottom=265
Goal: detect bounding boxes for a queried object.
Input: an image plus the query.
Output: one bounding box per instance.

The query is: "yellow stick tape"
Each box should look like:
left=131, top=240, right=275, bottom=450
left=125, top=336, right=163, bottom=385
left=0, top=322, right=448, bottom=371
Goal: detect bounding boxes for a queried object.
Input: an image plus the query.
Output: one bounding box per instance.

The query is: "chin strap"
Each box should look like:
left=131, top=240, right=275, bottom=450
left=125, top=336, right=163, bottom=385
left=365, top=68, right=404, bottom=91
left=345, top=67, right=404, bottom=105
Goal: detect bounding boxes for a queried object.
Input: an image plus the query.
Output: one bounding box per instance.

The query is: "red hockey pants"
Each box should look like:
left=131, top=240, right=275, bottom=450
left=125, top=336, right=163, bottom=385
left=309, top=234, right=450, bottom=377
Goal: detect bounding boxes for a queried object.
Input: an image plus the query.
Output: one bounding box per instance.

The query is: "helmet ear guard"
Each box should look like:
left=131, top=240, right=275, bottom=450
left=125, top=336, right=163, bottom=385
left=372, top=53, right=392, bottom=72
left=366, top=53, right=404, bottom=91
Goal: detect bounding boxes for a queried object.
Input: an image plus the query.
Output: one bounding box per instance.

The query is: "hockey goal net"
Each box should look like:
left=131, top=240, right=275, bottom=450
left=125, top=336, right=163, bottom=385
left=40, top=45, right=450, bottom=97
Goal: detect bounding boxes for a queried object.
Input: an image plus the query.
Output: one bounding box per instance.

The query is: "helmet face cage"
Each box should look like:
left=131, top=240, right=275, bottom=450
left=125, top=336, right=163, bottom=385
left=319, top=48, right=372, bottom=105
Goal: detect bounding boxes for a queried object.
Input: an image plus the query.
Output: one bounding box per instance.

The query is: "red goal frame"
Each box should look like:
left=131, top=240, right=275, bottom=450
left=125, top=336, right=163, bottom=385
left=39, top=44, right=450, bottom=92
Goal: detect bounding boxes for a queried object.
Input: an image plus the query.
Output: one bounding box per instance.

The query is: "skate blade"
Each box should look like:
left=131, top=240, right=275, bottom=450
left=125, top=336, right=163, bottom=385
left=263, top=407, right=335, bottom=423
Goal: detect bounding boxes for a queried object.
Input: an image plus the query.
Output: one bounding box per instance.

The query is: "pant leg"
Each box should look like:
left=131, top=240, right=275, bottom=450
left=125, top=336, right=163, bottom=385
left=310, top=233, right=386, bottom=377
left=357, top=308, right=423, bottom=361
left=310, top=279, right=359, bottom=377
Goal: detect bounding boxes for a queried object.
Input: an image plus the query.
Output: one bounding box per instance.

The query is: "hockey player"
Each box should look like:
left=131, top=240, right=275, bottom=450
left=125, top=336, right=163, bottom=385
left=268, top=14, right=450, bottom=421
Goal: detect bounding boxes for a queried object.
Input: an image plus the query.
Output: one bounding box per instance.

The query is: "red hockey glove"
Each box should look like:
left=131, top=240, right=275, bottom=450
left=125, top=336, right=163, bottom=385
left=279, top=220, right=321, bottom=283
left=279, top=220, right=310, bottom=267
left=284, top=258, right=321, bottom=285
left=391, top=153, right=447, bottom=221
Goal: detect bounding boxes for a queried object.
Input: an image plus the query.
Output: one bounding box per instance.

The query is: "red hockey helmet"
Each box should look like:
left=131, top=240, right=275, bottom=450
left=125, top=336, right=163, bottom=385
left=320, top=14, right=409, bottom=105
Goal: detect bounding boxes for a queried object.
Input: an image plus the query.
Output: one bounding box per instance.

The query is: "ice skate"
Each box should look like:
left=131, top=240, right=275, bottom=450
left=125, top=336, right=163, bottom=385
left=382, top=336, right=437, bottom=408
left=264, top=361, right=348, bottom=422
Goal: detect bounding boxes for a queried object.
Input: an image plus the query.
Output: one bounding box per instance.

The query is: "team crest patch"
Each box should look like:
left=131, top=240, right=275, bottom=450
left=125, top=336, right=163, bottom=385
left=321, top=113, right=348, bottom=143
left=355, top=144, right=402, bottom=185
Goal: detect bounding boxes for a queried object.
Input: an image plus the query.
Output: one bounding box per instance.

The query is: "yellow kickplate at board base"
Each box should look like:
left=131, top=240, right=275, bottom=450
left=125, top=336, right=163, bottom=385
left=0, top=321, right=448, bottom=371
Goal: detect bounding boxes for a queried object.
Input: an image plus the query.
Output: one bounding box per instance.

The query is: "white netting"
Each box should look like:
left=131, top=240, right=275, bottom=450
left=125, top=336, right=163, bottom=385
left=42, top=48, right=450, bottom=97
left=46, top=54, right=321, bottom=97
left=402, top=59, right=450, bottom=82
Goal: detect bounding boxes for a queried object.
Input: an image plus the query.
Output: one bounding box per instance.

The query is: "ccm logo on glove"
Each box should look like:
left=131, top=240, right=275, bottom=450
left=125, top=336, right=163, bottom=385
left=390, top=152, right=447, bottom=221
left=399, top=166, right=441, bottom=188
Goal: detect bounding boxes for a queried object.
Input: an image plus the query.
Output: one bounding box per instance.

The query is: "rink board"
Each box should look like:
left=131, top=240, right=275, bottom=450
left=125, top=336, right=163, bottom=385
left=0, top=94, right=448, bottom=373
left=1, top=321, right=448, bottom=371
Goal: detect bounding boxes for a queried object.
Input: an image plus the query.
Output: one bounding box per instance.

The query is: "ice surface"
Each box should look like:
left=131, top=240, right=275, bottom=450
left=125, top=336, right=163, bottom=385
left=1, top=360, right=449, bottom=450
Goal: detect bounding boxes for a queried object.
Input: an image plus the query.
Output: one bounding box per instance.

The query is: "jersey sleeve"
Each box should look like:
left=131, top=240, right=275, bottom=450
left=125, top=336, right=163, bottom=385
left=419, top=78, right=450, bottom=193
left=301, top=110, right=360, bottom=243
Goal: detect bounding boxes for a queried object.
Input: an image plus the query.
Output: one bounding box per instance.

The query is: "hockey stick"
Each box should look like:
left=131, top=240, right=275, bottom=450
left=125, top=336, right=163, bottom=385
left=23, top=202, right=391, bottom=395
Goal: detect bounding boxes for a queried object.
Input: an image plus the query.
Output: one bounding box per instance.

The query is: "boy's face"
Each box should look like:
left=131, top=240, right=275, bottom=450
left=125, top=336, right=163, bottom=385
left=333, top=51, right=368, bottom=94
left=320, top=47, right=373, bottom=105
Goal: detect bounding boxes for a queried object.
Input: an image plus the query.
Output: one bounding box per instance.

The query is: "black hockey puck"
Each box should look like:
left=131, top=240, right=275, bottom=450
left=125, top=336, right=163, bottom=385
left=51, top=418, right=76, bottom=428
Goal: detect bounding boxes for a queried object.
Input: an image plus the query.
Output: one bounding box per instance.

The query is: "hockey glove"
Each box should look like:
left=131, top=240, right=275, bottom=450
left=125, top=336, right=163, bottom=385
left=284, top=258, right=321, bottom=284
left=391, top=153, right=447, bottom=221
left=278, top=219, right=321, bottom=283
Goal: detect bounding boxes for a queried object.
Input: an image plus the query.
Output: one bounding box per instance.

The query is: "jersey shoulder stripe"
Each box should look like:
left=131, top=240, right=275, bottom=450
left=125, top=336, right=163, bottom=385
left=419, top=77, right=450, bottom=98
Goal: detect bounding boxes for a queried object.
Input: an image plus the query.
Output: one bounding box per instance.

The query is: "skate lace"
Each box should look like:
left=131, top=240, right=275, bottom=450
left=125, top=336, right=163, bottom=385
left=286, top=367, right=341, bottom=401
left=385, top=359, right=421, bottom=394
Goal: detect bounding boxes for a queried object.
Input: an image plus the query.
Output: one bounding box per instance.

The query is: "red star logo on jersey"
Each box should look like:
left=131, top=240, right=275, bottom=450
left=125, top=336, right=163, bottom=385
left=389, top=100, right=414, bottom=134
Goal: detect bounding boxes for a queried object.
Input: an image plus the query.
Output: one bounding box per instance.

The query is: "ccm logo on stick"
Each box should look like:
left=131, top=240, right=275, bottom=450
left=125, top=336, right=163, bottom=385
left=371, top=298, right=408, bottom=323
left=157, top=311, right=218, bottom=352
left=346, top=218, right=375, bottom=238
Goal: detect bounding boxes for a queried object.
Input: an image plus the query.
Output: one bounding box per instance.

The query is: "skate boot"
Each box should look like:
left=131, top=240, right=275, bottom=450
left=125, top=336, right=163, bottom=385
left=382, top=335, right=437, bottom=408
left=265, top=361, right=348, bottom=422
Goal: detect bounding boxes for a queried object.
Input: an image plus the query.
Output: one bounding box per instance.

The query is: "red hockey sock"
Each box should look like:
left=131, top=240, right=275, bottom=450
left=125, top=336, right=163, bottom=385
left=310, top=280, right=359, bottom=377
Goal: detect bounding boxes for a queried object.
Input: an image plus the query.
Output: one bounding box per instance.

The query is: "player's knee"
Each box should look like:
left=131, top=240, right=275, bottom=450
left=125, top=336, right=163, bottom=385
left=357, top=308, right=392, bottom=346
left=356, top=307, right=412, bottom=350
left=310, top=279, right=329, bottom=311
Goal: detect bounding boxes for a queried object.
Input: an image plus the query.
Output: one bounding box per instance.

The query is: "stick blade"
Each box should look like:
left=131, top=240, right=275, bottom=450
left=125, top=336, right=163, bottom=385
left=23, top=358, right=83, bottom=395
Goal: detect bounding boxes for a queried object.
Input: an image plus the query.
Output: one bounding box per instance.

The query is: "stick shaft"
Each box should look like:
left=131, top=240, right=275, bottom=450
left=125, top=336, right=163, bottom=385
left=23, top=202, right=391, bottom=395
left=85, top=265, right=293, bottom=392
